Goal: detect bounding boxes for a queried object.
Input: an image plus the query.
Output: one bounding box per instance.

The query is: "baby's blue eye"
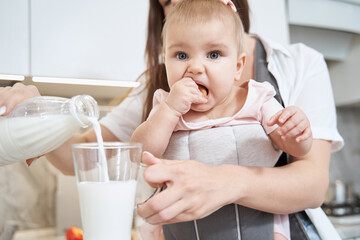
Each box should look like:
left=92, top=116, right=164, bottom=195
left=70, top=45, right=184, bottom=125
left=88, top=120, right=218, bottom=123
left=176, top=52, right=188, bottom=60
left=208, top=52, right=220, bottom=59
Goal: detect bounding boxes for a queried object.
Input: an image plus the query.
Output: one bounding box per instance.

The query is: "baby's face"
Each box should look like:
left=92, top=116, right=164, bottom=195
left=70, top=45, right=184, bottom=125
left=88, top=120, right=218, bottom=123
left=163, top=18, right=242, bottom=112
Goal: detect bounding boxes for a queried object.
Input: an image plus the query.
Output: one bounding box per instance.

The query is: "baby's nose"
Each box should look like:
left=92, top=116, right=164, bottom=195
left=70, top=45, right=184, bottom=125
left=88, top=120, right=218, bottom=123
left=187, top=58, right=205, bottom=74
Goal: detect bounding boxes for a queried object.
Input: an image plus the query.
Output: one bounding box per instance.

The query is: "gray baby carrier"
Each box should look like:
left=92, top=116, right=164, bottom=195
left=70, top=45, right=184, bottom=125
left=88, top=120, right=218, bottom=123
left=161, top=39, right=319, bottom=240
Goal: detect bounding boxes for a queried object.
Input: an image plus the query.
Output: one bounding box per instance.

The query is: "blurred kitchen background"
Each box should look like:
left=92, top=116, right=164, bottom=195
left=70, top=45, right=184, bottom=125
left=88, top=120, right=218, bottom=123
left=0, top=0, right=360, bottom=239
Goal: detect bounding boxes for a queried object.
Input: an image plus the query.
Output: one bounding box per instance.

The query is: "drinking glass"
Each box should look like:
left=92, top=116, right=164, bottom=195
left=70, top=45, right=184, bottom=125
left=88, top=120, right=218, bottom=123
left=72, top=142, right=142, bottom=240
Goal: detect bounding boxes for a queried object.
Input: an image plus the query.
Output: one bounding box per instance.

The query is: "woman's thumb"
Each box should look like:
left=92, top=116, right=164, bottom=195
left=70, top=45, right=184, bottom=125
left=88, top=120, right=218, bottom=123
left=142, top=151, right=161, bottom=165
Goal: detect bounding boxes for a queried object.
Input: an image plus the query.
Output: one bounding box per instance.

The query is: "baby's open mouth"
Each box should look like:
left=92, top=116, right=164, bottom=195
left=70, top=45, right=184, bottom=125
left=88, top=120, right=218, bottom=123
left=198, top=84, right=208, bottom=98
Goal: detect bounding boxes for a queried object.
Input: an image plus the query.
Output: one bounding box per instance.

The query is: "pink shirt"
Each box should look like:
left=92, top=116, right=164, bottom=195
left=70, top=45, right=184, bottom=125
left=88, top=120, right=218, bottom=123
left=152, top=79, right=283, bottom=134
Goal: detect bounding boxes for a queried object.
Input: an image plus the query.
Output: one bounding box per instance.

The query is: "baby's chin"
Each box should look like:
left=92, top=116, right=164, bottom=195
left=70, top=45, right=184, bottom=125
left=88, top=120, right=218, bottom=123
left=191, top=103, right=210, bottom=113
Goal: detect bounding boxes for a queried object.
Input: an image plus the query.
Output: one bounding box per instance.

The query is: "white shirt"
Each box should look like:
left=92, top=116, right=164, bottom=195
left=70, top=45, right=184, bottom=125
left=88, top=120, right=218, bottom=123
left=100, top=36, right=344, bottom=151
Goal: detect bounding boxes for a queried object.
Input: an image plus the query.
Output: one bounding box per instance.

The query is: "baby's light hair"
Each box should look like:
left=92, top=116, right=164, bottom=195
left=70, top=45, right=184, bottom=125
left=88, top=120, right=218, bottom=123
left=162, top=0, right=245, bottom=55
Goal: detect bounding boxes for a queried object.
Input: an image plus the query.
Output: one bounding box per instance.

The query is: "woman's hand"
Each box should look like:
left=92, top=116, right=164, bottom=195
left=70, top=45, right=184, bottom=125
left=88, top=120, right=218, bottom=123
left=137, top=152, right=238, bottom=225
left=0, top=83, right=40, bottom=116
left=0, top=83, right=41, bottom=165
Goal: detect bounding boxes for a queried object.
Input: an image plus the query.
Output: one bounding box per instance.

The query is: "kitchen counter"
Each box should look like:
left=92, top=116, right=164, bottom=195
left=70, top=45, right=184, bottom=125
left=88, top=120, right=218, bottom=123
left=329, top=215, right=360, bottom=239
left=12, top=228, right=64, bottom=240
left=12, top=227, right=142, bottom=240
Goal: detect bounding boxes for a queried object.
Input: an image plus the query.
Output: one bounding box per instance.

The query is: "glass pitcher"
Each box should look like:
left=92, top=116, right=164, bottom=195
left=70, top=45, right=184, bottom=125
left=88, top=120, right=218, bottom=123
left=0, top=95, right=99, bottom=165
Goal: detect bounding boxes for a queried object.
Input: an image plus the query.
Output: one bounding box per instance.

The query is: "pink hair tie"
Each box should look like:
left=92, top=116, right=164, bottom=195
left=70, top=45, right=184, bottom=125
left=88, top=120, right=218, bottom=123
left=220, top=0, right=237, bottom=12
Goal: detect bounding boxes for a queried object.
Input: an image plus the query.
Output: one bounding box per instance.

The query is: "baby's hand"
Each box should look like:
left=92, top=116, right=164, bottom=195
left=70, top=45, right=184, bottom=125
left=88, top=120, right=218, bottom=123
left=165, top=78, right=207, bottom=116
left=267, top=106, right=312, bottom=142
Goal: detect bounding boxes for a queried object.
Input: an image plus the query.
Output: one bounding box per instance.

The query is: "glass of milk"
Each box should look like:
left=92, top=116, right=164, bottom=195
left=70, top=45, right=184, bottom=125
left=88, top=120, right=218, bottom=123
left=72, top=142, right=142, bottom=240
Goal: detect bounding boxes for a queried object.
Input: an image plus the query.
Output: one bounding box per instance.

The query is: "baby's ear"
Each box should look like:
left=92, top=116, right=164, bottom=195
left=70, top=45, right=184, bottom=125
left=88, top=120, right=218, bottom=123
left=235, top=53, right=246, bottom=81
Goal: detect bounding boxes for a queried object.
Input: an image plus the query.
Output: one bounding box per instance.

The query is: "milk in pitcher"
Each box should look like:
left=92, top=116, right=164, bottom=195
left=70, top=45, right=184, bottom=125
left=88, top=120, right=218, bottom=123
left=0, top=95, right=99, bottom=165
left=0, top=115, right=80, bottom=164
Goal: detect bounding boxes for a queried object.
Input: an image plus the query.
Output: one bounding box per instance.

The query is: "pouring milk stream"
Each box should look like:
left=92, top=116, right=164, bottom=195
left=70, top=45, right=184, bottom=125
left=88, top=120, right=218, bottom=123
left=0, top=95, right=143, bottom=239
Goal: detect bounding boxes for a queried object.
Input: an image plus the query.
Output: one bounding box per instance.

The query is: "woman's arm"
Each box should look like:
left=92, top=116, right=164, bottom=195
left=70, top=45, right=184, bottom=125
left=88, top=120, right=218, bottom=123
left=45, top=125, right=119, bottom=175
left=137, top=139, right=330, bottom=224
left=232, top=139, right=330, bottom=214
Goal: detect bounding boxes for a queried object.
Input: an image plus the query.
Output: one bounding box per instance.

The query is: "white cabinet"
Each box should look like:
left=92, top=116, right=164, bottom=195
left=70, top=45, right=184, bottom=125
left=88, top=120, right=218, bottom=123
left=287, top=0, right=360, bottom=61
left=30, top=0, right=148, bottom=82
left=248, top=0, right=289, bottom=45
left=286, top=0, right=360, bottom=106
left=0, top=0, right=29, bottom=75
left=288, top=0, right=360, bottom=33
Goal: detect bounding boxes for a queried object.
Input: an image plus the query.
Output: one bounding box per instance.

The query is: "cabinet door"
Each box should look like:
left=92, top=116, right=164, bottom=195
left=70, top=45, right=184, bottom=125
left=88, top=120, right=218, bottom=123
left=31, top=0, right=148, bottom=82
left=0, top=0, right=29, bottom=75
left=248, top=0, right=289, bottom=45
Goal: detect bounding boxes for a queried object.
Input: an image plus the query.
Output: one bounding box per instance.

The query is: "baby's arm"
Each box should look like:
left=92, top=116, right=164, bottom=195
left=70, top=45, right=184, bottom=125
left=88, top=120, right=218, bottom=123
left=268, top=106, right=313, bottom=157
left=131, top=101, right=181, bottom=157
left=131, top=78, right=207, bottom=157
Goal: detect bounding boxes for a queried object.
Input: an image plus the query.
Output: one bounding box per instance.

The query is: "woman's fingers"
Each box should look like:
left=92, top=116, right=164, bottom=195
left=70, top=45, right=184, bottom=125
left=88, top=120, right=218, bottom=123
left=139, top=175, right=207, bottom=224
left=141, top=152, right=183, bottom=188
left=138, top=160, right=234, bottom=225
left=0, top=106, right=6, bottom=115
left=26, top=154, right=45, bottom=166
left=0, top=83, right=40, bottom=116
left=142, top=151, right=162, bottom=165
left=142, top=151, right=183, bottom=168
left=142, top=193, right=185, bottom=224
left=138, top=183, right=184, bottom=221
left=0, top=91, right=21, bottom=115
left=138, top=159, right=199, bottom=223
